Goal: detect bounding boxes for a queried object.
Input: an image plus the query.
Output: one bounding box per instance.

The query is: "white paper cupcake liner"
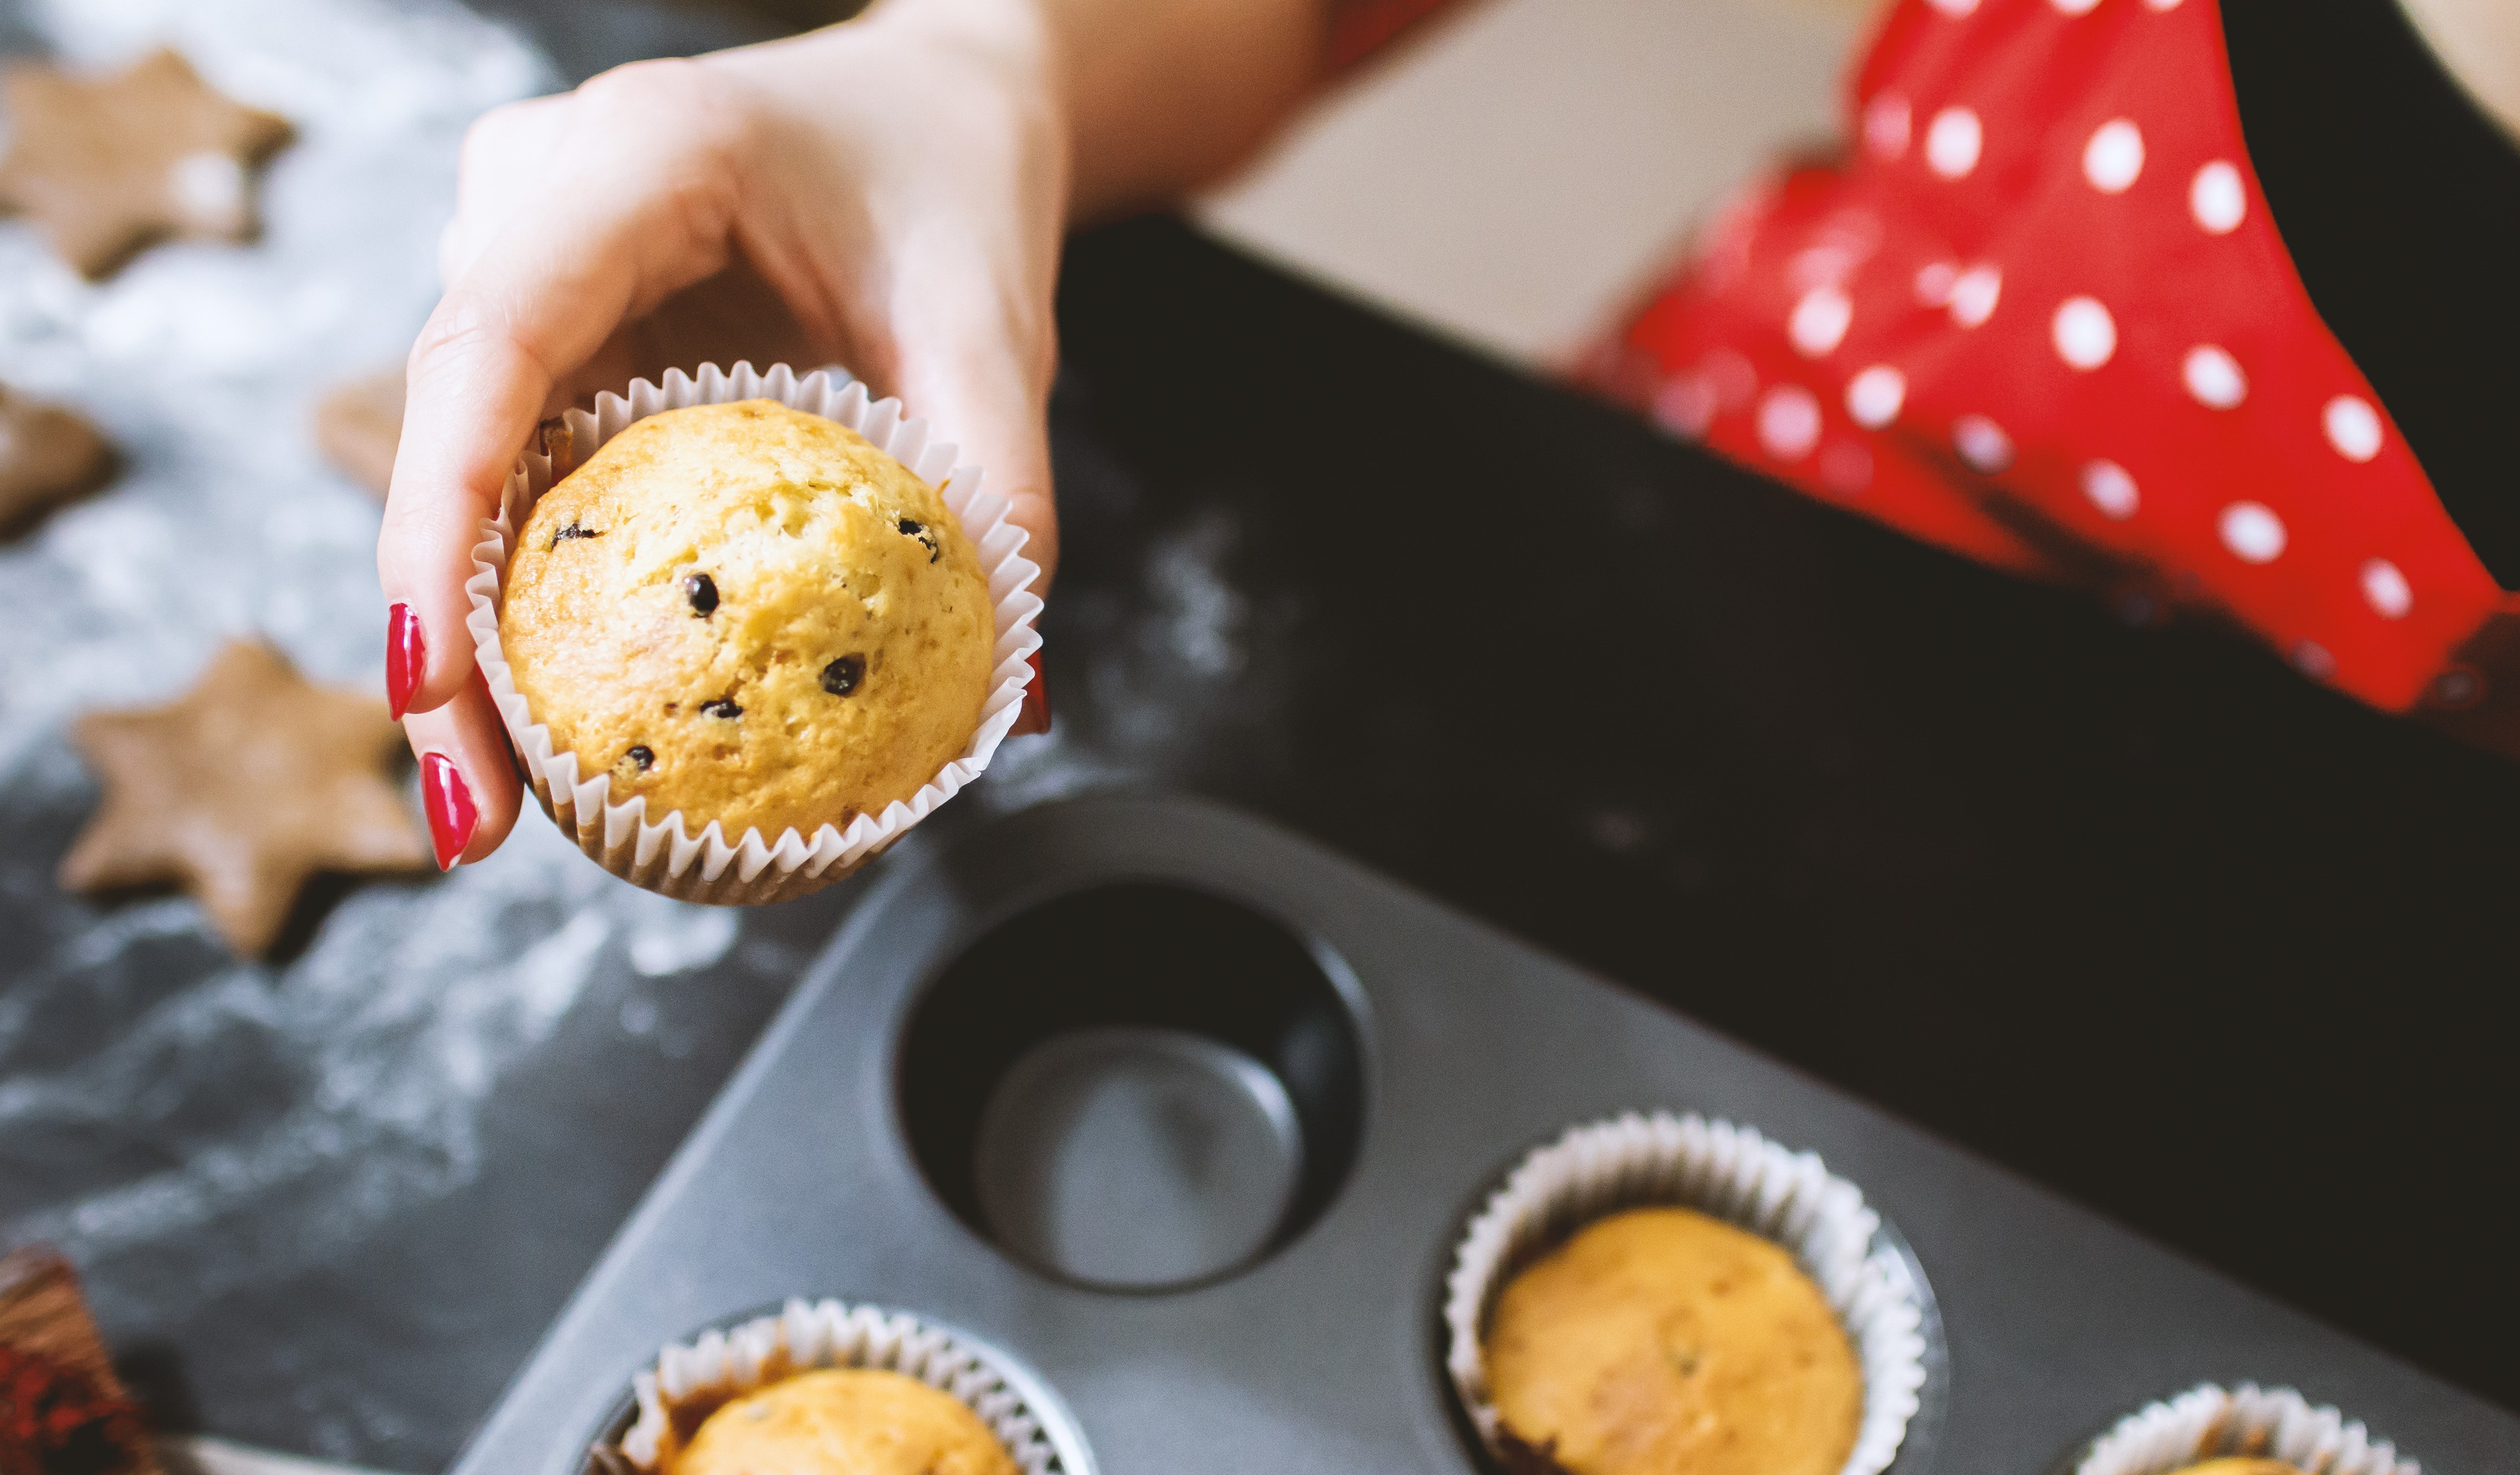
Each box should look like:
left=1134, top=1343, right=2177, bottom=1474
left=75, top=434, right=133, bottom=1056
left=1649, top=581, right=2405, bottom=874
left=2073, top=1383, right=2419, bottom=1475
left=1444, top=1110, right=1932, bottom=1475
left=595, top=1297, right=1091, bottom=1475
left=464, top=361, right=1044, bottom=905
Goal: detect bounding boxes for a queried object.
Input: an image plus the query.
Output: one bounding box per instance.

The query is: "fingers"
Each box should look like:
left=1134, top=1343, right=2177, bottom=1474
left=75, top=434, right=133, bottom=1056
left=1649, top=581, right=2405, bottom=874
left=892, top=292, right=1061, bottom=588
left=380, top=59, right=752, bottom=719
left=403, top=668, right=523, bottom=868
left=439, top=92, right=571, bottom=285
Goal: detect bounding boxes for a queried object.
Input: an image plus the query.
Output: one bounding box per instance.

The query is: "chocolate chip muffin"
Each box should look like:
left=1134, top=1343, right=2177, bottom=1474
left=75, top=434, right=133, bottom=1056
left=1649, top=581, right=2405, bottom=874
left=1483, top=1206, right=1862, bottom=1475
left=669, top=1368, right=1018, bottom=1475
left=500, top=400, right=994, bottom=843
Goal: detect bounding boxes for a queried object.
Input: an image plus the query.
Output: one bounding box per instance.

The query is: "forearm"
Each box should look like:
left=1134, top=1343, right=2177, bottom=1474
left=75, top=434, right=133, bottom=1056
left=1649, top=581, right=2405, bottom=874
left=862, top=0, right=1332, bottom=220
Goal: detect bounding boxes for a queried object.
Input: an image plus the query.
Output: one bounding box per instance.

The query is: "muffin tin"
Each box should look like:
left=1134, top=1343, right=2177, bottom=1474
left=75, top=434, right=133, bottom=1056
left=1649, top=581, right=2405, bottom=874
left=449, top=793, right=2518, bottom=1474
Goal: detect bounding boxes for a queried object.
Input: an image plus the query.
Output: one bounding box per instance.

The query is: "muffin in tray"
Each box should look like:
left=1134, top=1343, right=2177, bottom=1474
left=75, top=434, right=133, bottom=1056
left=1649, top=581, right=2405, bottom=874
left=672, top=1367, right=1016, bottom=1475
left=599, top=1297, right=1073, bottom=1475
left=500, top=398, right=995, bottom=845
left=1445, top=1113, right=1930, bottom=1475
left=1482, top=1206, right=1861, bottom=1475
left=2071, top=1383, right=2416, bottom=1475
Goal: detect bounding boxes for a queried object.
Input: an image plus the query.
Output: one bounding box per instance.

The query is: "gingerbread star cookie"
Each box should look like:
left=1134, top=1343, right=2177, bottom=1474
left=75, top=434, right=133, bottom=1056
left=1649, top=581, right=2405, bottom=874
left=59, top=639, right=431, bottom=956
left=0, top=47, right=292, bottom=279
left=312, top=366, right=404, bottom=498
left=0, top=1246, right=162, bottom=1475
left=0, top=382, right=113, bottom=534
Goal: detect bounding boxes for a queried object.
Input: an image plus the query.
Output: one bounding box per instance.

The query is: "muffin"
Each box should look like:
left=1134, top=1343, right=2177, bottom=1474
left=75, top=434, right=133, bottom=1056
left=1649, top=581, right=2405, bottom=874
left=2073, top=1383, right=2418, bottom=1475
left=499, top=399, right=995, bottom=843
left=670, top=1368, right=1017, bottom=1475
left=1482, top=1206, right=1861, bottom=1475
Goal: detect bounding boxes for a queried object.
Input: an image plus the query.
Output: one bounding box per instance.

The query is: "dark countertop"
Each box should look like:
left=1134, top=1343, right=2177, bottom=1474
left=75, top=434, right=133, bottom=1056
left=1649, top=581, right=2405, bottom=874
left=2, top=3, right=2516, bottom=1470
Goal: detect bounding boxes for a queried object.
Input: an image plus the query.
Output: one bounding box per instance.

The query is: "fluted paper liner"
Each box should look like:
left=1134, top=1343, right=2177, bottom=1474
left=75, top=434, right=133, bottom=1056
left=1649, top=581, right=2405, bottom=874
left=464, top=362, right=1043, bottom=904
left=2073, top=1383, right=2419, bottom=1475
left=594, top=1297, right=1087, bottom=1474
left=1444, top=1111, right=1930, bottom=1475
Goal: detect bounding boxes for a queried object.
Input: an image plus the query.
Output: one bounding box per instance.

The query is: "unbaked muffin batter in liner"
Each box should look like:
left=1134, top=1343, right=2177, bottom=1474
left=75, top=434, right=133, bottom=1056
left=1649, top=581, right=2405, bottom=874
left=464, top=362, right=1044, bottom=904
left=1444, top=1110, right=1933, bottom=1475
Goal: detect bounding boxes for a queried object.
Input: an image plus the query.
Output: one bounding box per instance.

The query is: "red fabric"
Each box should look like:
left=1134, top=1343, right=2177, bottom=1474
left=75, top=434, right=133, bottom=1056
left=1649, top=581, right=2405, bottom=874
left=1591, top=0, right=2508, bottom=713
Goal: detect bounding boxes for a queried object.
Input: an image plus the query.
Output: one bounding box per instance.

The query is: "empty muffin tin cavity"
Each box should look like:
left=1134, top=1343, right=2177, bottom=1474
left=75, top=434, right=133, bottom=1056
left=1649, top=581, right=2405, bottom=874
left=899, top=882, right=1367, bottom=1291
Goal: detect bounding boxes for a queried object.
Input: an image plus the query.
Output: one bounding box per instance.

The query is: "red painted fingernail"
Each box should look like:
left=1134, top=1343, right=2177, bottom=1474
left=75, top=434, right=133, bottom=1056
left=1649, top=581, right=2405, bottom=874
left=386, top=602, right=426, bottom=720
left=1015, top=650, right=1051, bottom=735
left=422, top=752, right=477, bottom=870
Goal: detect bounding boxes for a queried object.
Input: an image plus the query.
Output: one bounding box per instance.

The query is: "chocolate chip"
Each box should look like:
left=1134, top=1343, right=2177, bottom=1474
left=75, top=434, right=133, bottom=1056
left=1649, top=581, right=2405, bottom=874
left=701, top=698, right=742, bottom=719
left=682, top=572, right=718, bottom=615
left=550, top=520, right=601, bottom=549
left=625, top=744, right=654, bottom=771
left=899, top=517, right=940, bottom=563
left=821, top=656, right=865, bottom=696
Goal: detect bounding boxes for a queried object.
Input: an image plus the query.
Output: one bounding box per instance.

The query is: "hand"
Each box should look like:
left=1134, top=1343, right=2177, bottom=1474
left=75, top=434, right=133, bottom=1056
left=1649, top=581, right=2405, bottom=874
left=377, top=0, right=1067, bottom=867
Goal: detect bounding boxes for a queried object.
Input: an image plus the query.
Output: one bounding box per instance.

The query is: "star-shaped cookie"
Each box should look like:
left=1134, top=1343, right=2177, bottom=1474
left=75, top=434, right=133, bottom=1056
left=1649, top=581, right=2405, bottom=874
left=0, top=47, right=292, bottom=279
left=0, top=381, right=113, bottom=534
left=312, top=366, right=404, bottom=498
left=59, top=639, right=431, bottom=956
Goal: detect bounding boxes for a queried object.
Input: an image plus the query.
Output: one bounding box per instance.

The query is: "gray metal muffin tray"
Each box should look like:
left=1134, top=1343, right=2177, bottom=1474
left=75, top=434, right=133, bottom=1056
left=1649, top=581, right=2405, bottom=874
left=449, top=793, right=2518, bottom=1475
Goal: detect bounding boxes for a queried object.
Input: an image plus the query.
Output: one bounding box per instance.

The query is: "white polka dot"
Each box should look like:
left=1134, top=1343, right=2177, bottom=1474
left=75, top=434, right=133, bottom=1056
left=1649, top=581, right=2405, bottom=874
left=2051, top=296, right=2117, bottom=370
left=1948, top=265, right=2003, bottom=328
left=1846, top=365, right=1907, bottom=428
left=2219, top=501, right=2285, bottom=563
left=2081, top=459, right=2139, bottom=519
left=1820, top=441, right=1874, bottom=495
left=169, top=151, right=247, bottom=229
left=2183, top=345, right=2248, bottom=408
left=1652, top=374, right=1717, bottom=440
left=2083, top=119, right=2145, bottom=193
left=2361, top=558, right=2412, bottom=618
left=2052, top=0, right=2101, bottom=13
left=1790, top=286, right=1853, bottom=358
left=1926, top=108, right=1982, bottom=179
left=2293, top=642, right=2336, bottom=681
left=1928, top=0, right=1980, bottom=14
left=2190, top=161, right=2246, bottom=233
left=1953, top=414, right=2014, bottom=474
left=2145, top=0, right=2183, bottom=10
left=1914, top=261, right=1959, bottom=307
left=1864, top=95, right=1912, bottom=160
left=1758, top=385, right=1822, bottom=461
left=2324, top=394, right=2383, bottom=462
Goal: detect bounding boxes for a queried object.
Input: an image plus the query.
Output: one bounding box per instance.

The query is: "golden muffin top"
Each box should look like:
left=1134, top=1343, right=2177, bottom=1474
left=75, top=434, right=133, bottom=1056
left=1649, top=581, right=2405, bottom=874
left=1483, top=1205, right=1862, bottom=1475
left=2170, top=1463, right=2311, bottom=1475
left=501, top=400, right=995, bottom=842
left=667, top=1368, right=1018, bottom=1475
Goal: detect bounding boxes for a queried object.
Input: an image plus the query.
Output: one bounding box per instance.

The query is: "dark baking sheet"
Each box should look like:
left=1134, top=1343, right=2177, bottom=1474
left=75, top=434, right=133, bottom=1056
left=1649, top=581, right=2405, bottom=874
left=449, top=793, right=2519, bottom=1475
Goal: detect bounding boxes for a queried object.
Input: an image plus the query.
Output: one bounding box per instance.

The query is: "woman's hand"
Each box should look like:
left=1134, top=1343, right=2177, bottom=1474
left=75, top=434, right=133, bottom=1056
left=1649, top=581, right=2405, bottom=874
left=378, top=0, right=1069, bottom=867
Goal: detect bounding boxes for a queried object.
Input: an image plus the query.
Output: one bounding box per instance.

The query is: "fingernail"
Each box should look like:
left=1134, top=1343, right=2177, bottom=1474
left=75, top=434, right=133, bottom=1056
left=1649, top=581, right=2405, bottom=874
left=1015, top=650, right=1051, bottom=736
left=386, top=603, right=426, bottom=720
left=422, top=752, right=477, bottom=870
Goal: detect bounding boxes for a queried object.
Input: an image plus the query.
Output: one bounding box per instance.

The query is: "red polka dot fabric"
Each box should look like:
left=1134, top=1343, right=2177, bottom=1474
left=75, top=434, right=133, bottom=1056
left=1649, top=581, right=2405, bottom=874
left=1591, top=0, right=2507, bottom=713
